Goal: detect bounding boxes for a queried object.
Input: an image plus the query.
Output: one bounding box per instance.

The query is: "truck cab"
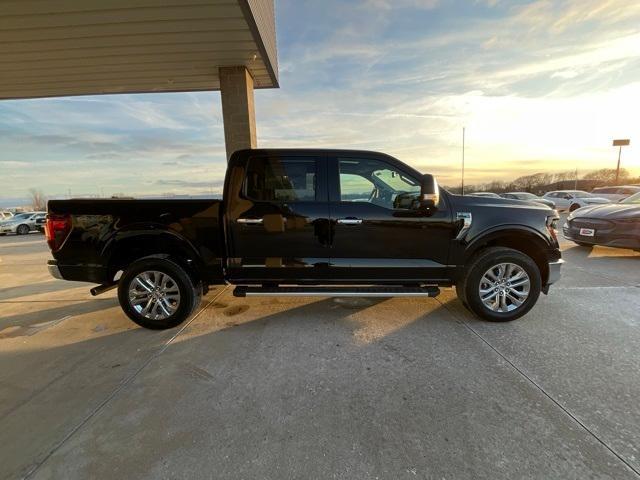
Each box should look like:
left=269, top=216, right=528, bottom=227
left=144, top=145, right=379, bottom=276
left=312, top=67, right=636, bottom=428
left=46, top=149, right=563, bottom=329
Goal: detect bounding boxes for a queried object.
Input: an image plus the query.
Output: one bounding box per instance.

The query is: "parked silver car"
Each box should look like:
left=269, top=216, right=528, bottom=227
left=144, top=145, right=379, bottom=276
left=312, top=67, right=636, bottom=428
left=0, top=212, right=46, bottom=235
left=542, top=190, right=610, bottom=212
left=591, top=186, right=640, bottom=203
left=468, top=192, right=502, bottom=198
left=501, top=192, right=555, bottom=209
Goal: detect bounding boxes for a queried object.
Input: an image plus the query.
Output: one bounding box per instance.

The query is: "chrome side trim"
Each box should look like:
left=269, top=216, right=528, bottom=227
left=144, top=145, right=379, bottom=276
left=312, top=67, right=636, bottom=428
left=237, top=218, right=263, bottom=225
left=455, top=212, right=472, bottom=240
left=337, top=218, right=363, bottom=225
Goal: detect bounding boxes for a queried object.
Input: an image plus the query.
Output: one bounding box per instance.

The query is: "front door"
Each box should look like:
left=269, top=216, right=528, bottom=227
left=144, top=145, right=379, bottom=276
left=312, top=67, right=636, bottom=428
left=328, top=155, right=454, bottom=283
left=225, top=152, right=332, bottom=283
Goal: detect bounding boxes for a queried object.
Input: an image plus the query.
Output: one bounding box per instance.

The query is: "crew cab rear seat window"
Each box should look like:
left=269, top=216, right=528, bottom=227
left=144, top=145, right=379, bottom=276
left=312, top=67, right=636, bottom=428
left=244, top=157, right=317, bottom=202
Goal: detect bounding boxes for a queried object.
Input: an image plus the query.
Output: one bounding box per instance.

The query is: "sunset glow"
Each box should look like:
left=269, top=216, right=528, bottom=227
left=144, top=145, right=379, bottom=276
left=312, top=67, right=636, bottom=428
left=1, top=0, right=639, bottom=204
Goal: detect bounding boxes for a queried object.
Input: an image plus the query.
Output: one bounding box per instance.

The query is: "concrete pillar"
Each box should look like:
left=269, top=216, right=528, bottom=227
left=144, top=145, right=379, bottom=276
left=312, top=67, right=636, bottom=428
left=219, top=66, right=257, bottom=161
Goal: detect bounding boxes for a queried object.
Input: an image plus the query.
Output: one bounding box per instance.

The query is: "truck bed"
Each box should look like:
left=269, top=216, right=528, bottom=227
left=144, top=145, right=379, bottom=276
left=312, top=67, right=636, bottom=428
left=48, top=198, right=224, bottom=284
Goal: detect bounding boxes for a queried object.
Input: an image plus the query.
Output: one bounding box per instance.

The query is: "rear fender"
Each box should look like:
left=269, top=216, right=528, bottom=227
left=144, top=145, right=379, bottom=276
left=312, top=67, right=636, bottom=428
left=103, top=226, right=205, bottom=282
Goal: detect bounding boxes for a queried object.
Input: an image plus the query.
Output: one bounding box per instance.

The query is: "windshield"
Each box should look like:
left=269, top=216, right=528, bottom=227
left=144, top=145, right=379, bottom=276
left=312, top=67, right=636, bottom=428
left=516, top=193, right=537, bottom=199
left=622, top=192, right=640, bottom=204
left=11, top=213, right=31, bottom=220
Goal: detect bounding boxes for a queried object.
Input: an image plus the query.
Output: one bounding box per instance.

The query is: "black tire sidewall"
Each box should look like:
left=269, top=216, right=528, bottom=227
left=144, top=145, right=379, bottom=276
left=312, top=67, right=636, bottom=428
left=464, top=248, right=541, bottom=322
left=118, top=257, right=198, bottom=330
left=17, top=225, right=29, bottom=235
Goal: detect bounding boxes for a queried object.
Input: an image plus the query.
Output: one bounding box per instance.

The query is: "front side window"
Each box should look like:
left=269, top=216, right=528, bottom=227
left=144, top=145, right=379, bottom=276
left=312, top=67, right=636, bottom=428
left=338, top=158, right=420, bottom=209
left=244, top=157, right=317, bottom=202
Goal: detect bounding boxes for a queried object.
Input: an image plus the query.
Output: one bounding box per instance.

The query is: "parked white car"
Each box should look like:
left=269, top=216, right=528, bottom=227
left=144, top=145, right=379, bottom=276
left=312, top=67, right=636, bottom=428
left=542, top=190, right=610, bottom=212
left=591, top=186, right=640, bottom=203
left=0, top=212, right=46, bottom=235
left=0, top=211, right=14, bottom=221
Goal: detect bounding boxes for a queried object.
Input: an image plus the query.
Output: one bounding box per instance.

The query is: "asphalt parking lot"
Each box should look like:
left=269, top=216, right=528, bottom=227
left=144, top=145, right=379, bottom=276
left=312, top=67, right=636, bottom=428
left=1, top=224, right=639, bottom=480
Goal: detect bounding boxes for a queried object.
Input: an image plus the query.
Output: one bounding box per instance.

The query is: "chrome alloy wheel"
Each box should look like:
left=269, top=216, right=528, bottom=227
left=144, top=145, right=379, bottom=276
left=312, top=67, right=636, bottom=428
left=479, top=263, right=530, bottom=313
left=128, top=271, right=181, bottom=320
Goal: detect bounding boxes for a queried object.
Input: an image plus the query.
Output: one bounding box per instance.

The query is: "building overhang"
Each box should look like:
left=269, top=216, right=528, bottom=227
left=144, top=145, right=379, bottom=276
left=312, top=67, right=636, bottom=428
left=0, top=0, right=278, bottom=100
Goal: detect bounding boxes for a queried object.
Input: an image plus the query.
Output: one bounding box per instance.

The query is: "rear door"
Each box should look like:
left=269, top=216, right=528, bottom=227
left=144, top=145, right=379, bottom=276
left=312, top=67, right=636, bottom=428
left=225, top=152, right=332, bottom=283
left=327, top=154, right=454, bottom=282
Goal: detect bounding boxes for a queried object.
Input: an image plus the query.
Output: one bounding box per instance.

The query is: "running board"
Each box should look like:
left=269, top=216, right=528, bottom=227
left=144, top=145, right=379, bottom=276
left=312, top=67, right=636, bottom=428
left=233, top=285, right=440, bottom=298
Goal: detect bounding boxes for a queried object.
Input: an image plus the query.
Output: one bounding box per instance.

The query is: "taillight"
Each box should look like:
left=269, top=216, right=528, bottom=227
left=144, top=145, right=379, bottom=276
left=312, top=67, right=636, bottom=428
left=45, top=214, right=72, bottom=252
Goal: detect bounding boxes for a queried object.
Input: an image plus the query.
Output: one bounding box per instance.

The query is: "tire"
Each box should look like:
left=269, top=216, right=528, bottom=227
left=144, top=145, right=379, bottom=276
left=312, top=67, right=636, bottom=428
left=569, top=203, right=581, bottom=212
left=17, top=224, right=30, bottom=235
left=117, top=256, right=202, bottom=330
left=461, top=247, right=541, bottom=322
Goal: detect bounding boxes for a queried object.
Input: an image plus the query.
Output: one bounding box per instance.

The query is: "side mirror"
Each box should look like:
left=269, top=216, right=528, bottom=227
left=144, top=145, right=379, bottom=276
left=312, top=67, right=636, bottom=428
left=420, top=174, right=440, bottom=209
left=564, top=194, right=572, bottom=200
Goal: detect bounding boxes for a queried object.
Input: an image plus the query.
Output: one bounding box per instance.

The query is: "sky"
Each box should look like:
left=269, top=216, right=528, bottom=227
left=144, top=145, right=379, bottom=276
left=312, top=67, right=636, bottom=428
left=1, top=0, right=640, bottom=205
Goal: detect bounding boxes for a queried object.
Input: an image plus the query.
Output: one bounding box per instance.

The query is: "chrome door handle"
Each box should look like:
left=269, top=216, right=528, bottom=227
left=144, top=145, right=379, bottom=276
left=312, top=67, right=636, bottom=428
left=237, top=218, right=263, bottom=225
left=337, top=218, right=363, bottom=225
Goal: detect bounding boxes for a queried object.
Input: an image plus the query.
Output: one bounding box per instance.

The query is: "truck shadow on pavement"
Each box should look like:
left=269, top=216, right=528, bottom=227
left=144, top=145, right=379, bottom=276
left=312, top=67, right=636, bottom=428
left=0, top=280, right=90, bottom=302
left=0, top=297, right=120, bottom=331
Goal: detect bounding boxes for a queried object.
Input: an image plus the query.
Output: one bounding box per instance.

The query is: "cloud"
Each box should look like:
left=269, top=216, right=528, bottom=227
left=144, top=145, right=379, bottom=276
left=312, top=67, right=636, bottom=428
left=1, top=0, right=639, bottom=202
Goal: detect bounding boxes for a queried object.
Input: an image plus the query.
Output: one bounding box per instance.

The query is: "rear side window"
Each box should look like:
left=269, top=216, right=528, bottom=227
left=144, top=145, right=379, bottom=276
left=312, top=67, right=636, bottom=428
left=244, top=156, right=317, bottom=202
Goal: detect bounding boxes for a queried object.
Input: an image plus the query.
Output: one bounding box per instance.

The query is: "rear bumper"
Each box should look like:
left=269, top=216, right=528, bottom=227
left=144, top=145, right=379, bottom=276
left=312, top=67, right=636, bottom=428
left=48, top=260, right=64, bottom=280
left=47, top=259, right=108, bottom=283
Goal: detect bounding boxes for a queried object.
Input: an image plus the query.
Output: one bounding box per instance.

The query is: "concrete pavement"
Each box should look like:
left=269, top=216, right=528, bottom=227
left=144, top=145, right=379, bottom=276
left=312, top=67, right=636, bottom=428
left=1, top=231, right=639, bottom=479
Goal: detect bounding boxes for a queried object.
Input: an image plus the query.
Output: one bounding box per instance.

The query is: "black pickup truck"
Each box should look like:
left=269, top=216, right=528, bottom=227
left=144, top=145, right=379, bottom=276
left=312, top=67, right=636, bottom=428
left=46, top=149, right=563, bottom=329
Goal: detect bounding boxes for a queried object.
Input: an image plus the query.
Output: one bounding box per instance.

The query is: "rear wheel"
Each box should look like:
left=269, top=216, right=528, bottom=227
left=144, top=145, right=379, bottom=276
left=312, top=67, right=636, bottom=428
left=17, top=224, right=30, bottom=235
left=461, top=247, right=541, bottom=322
left=118, top=256, right=202, bottom=329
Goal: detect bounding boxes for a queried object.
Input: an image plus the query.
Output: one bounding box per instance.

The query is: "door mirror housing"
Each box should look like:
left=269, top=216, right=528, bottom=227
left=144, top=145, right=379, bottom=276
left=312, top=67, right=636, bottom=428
left=564, top=194, right=573, bottom=200
left=420, top=174, right=440, bottom=209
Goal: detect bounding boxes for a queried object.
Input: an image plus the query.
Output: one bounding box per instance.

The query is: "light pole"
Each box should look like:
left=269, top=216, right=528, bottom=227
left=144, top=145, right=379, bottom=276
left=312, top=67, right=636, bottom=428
left=612, top=139, right=630, bottom=184
left=461, top=127, right=465, bottom=196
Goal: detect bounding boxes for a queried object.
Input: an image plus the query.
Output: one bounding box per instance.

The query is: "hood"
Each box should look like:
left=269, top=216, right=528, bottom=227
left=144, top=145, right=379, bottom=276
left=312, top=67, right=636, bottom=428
left=452, top=194, right=552, bottom=211
left=570, top=203, right=640, bottom=220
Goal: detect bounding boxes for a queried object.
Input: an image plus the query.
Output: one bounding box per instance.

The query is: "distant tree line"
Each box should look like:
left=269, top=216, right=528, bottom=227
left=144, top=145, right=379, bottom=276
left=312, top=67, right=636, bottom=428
left=446, top=168, right=640, bottom=195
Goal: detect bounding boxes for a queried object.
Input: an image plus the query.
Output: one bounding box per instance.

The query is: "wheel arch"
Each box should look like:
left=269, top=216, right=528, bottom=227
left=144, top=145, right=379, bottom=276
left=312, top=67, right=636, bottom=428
left=465, top=227, right=551, bottom=285
left=104, top=229, right=207, bottom=285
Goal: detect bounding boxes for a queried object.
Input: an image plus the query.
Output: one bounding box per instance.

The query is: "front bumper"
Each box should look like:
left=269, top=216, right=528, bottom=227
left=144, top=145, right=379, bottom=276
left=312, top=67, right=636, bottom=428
left=563, top=221, right=640, bottom=249
left=547, top=259, right=564, bottom=285
left=0, top=224, right=18, bottom=234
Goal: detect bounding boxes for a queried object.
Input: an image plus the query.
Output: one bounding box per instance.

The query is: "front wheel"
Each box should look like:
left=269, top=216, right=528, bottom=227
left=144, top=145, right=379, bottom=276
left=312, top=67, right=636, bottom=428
left=461, top=247, right=541, bottom=322
left=17, top=224, right=30, bottom=235
left=569, top=203, right=581, bottom=212
left=117, top=256, right=202, bottom=329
